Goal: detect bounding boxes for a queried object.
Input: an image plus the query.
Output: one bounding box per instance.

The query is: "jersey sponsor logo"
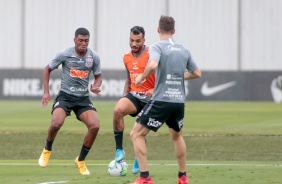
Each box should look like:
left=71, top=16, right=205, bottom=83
left=164, top=87, right=183, bottom=98
left=165, top=80, right=181, bottom=85
left=168, top=45, right=181, bottom=51
left=167, top=74, right=181, bottom=80
left=166, top=74, right=182, bottom=85
left=132, top=62, right=138, bottom=70
left=165, top=88, right=182, bottom=95
left=147, top=118, right=162, bottom=128
left=70, top=68, right=89, bottom=79
left=130, top=73, right=145, bottom=83
left=69, top=87, right=88, bottom=92
left=201, top=81, right=236, bottom=96
left=163, top=93, right=183, bottom=98
left=85, top=58, right=93, bottom=68
left=270, top=76, right=282, bottom=103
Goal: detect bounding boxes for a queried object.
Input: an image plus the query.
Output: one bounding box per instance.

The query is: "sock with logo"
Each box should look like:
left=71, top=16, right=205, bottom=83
left=178, top=171, right=187, bottom=178
left=45, top=139, right=53, bottom=151
left=78, top=144, right=91, bottom=161
left=114, top=130, right=123, bottom=150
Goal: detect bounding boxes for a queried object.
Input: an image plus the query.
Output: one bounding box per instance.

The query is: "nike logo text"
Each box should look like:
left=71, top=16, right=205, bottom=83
left=201, top=81, right=237, bottom=96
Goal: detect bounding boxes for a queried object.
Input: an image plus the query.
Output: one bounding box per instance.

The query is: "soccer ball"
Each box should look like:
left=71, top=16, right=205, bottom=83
left=108, top=159, right=128, bottom=176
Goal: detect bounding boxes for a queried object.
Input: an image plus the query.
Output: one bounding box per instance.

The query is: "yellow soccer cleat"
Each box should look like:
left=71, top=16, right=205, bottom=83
left=75, top=156, right=90, bottom=175
left=38, top=148, right=51, bottom=167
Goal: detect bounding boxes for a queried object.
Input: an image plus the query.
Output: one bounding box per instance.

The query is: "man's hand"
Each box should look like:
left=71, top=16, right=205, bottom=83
left=145, top=88, right=154, bottom=98
left=90, top=84, right=101, bottom=96
left=42, top=93, right=50, bottom=108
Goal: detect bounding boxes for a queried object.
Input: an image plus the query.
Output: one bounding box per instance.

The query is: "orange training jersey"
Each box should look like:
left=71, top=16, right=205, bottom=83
left=123, top=47, right=155, bottom=94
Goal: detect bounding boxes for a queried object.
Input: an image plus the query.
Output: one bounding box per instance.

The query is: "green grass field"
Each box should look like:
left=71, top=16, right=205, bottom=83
left=0, top=100, right=282, bottom=184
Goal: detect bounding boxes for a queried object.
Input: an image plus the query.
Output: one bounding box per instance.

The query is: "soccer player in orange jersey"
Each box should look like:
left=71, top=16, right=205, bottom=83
left=113, top=26, right=155, bottom=174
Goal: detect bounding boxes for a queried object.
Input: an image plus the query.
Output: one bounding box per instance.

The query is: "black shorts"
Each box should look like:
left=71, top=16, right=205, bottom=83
left=123, top=93, right=148, bottom=117
left=136, top=100, right=185, bottom=132
left=52, top=91, right=96, bottom=120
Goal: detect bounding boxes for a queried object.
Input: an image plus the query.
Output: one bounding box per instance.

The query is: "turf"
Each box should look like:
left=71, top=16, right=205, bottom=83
left=1, top=133, right=282, bottom=161
left=0, top=100, right=282, bottom=183
left=1, top=160, right=281, bottom=184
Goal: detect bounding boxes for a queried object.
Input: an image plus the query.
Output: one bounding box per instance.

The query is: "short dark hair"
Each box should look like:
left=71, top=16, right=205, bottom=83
left=75, top=27, right=90, bottom=37
left=159, top=15, right=175, bottom=33
left=130, top=26, right=145, bottom=37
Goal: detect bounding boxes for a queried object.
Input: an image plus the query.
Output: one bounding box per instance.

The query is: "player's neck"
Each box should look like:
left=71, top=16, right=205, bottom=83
left=160, top=34, right=172, bottom=40
left=75, top=49, right=87, bottom=57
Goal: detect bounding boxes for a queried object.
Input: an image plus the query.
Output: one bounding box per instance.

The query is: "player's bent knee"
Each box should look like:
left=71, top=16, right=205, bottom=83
left=113, top=105, right=128, bottom=117
left=51, top=121, right=64, bottom=131
left=88, top=123, right=100, bottom=133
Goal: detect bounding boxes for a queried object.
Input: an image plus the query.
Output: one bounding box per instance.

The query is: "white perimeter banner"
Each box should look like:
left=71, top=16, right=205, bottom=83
left=0, top=69, right=281, bottom=102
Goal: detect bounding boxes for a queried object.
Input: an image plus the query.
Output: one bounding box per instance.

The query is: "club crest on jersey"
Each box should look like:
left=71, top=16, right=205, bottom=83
left=85, top=58, right=93, bottom=68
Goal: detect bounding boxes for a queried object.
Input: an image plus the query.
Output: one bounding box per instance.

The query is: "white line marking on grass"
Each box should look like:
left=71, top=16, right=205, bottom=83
left=166, top=163, right=281, bottom=167
left=0, top=163, right=281, bottom=167
left=37, top=181, right=68, bottom=184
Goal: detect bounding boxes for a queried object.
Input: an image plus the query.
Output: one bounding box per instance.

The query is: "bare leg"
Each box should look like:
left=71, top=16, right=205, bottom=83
left=169, top=129, right=186, bottom=172
left=113, top=98, right=137, bottom=151
left=39, top=108, right=66, bottom=167
left=74, top=110, right=99, bottom=175
left=47, top=108, right=67, bottom=141
left=130, top=122, right=150, bottom=172
left=79, top=110, right=100, bottom=148
left=113, top=98, right=137, bottom=131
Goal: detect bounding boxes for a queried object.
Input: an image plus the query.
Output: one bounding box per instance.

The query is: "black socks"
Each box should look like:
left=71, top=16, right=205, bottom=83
left=78, top=144, right=91, bottom=161
left=45, top=139, right=53, bottom=151
left=114, top=130, right=123, bottom=150
left=178, top=171, right=187, bottom=178
left=140, top=171, right=150, bottom=178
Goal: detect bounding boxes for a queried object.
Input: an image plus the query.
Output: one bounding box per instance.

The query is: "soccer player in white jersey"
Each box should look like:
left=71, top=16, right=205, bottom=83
left=130, top=16, right=201, bottom=184
left=38, top=28, right=102, bottom=175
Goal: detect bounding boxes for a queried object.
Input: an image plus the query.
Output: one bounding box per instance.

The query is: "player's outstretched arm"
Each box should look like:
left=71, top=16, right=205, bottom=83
left=90, top=74, right=102, bottom=95
left=184, top=68, right=201, bottom=80
left=135, top=60, right=158, bottom=86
